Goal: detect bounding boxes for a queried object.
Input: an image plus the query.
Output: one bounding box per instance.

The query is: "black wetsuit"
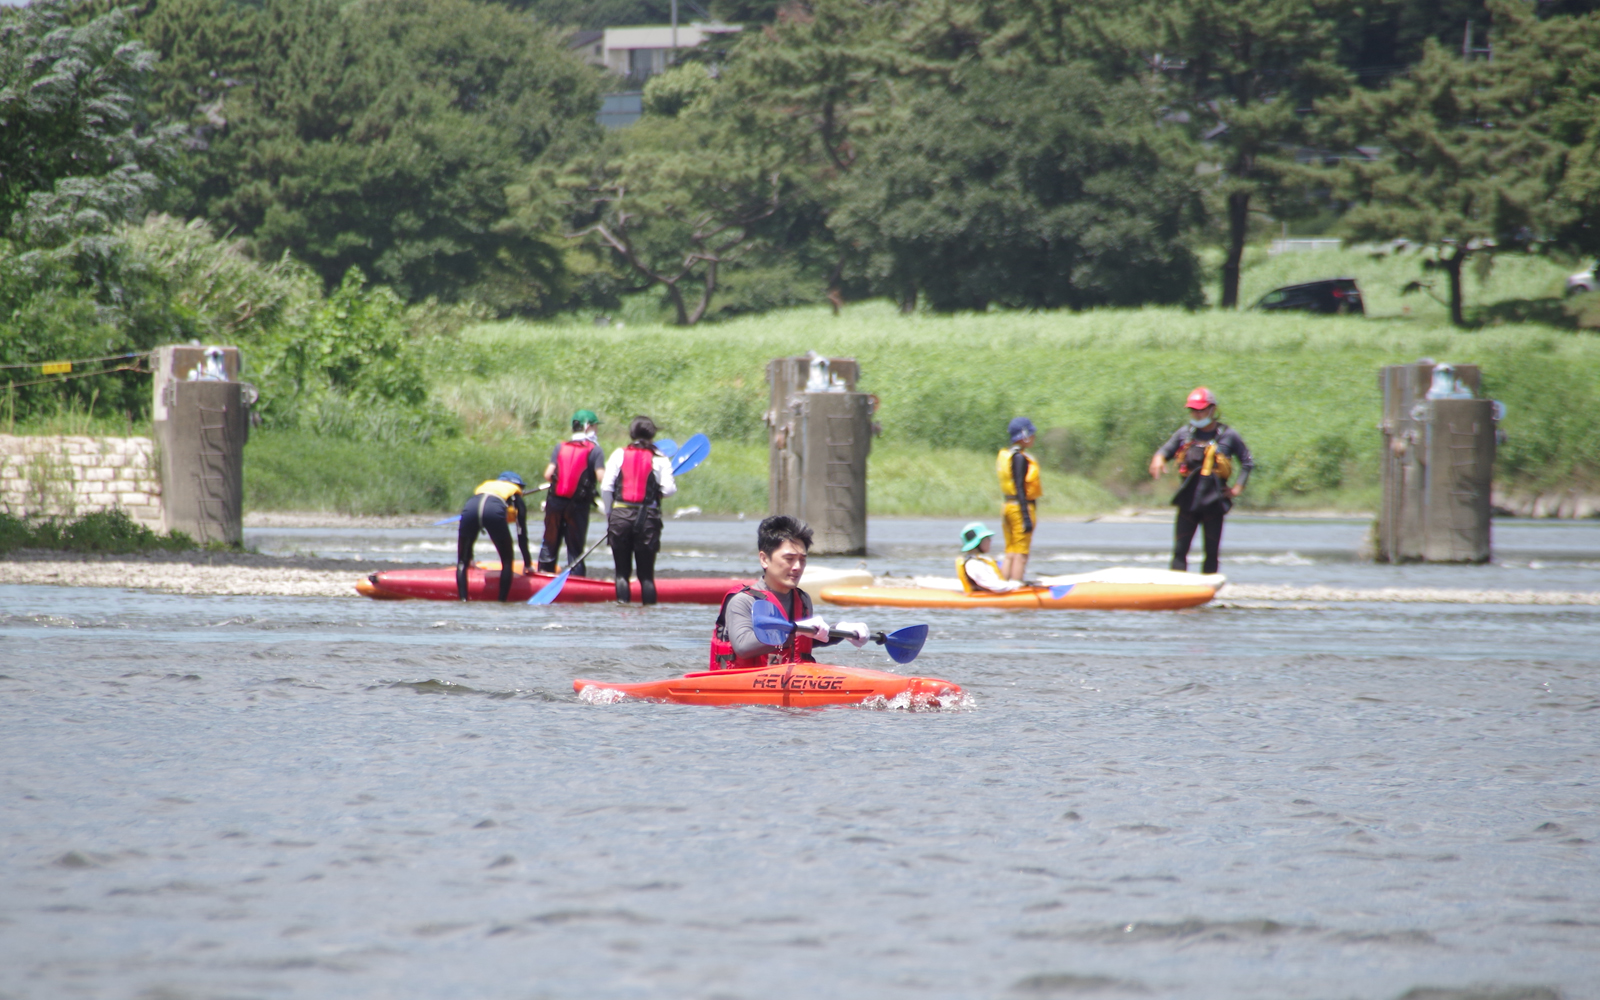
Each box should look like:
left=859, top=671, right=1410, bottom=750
left=456, top=491, right=533, bottom=601
left=1157, top=423, right=1254, bottom=575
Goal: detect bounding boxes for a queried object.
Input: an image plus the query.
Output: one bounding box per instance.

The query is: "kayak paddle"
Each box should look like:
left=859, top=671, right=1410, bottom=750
left=671, top=433, right=709, bottom=475
left=749, top=602, right=929, bottom=665
left=434, top=483, right=552, bottom=526
left=656, top=438, right=679, bottom=458
left=527, top=531, right=610, bottom=605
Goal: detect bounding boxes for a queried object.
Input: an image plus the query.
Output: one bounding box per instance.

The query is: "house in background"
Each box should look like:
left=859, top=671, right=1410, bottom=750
left=570, top=22, right=740, bottom=89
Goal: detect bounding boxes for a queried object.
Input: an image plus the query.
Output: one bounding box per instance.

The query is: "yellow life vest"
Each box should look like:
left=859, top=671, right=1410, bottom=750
left=955, top=554, right=1003, bottom=594
left=473, top=479, right=523, bottom=523
left=1175, top=434, right=1233, bottom=481
left=996, top=446, right=1042, bottom=501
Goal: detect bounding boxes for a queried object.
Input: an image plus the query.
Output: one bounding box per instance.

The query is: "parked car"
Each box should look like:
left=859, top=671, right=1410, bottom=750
left=1253, top=278, right=1364, bottom=315
left=1566, top=262, right=1597, bottom=296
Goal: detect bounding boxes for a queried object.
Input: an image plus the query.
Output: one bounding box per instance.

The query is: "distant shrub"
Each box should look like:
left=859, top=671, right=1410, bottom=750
left=0, top=509, right=194, bottom=554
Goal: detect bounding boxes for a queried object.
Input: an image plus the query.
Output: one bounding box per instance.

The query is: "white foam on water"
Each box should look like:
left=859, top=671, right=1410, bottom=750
left=576, top=684, right=628, bottom=705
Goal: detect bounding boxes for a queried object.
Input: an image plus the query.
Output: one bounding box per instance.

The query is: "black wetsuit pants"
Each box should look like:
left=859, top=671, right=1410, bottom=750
left=458, top=494, right=515, bottom=601
left=607, top=505, right=662, bottom=604
left=538, top=496, right=590, bottom=576
left=1171, top=502, right=1227, bottom=575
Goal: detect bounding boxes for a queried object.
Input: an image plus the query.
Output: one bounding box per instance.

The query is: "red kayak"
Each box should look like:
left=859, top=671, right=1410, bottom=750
left=574, top=662, right=963, bottom=709
left=358, top=567, right=752, bottom=603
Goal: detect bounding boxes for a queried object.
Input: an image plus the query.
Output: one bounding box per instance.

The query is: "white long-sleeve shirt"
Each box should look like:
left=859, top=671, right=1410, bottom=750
left=963, top=554, right=1022, bottom=592
left=599, top=446, right=676, bottom=517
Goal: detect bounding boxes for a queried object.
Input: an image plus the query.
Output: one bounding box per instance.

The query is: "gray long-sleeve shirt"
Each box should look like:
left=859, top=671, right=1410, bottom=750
left=723, top=587, right=841, bottom=660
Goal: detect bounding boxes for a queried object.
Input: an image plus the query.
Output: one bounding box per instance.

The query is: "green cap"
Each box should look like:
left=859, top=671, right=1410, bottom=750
left=959, top=521, right=994, bottom=552
left=572, top=409, right=600, bottom=426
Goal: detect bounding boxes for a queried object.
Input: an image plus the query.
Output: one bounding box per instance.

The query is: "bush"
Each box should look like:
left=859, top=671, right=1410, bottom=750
left=0, top=509, right=194, bottom=554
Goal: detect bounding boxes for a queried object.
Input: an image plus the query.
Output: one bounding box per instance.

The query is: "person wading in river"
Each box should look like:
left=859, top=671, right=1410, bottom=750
left=997, top=417, right=1042, bottom=581
left=707, top=515, right=869, bottom=670
left=599, top=416, right=677, bottom=606
left=455, top=472, right=536, bottom=602
left=1148, top=387, right=1254, bottom=575
left=538, top=409, right=605, bottom=577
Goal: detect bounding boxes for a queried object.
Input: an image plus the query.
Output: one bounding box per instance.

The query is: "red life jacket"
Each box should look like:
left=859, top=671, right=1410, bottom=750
left=617, top=444, right=657, bottom=504
left=708, top=585, right=814, bottom=671
left=553, top=440, right=598, bottom=499
left=1174, top=424, right=1233, bottom=480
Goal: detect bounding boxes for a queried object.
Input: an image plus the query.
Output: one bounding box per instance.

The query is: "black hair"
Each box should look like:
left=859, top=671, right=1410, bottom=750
left=629, top=415, right=656, bottom=442
left=758, top=514, right=812, bottom=555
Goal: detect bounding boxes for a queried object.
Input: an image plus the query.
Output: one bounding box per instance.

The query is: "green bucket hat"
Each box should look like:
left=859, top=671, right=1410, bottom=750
left=959, top=521, right=994, bottom=552
left=572, top=408, right=600, bottom=427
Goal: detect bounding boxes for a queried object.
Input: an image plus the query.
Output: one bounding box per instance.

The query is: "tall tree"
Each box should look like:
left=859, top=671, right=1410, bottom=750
left=1325, top=1, right=1590, bottom=327
left=135, top=0, right=601, bottom=309
left=0, top=0, right=181, bottom=244
left=555, top=102, right=784, bottom=325
left=1142, top=0, right=1355, bottom=308
left=831, top=63, right=1204, bottom=312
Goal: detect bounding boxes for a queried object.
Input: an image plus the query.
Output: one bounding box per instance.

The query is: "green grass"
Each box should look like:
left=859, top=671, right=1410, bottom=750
left=246, top=276, right=1600, bottom=515
left=1220, top=244, right=1580, bottom=321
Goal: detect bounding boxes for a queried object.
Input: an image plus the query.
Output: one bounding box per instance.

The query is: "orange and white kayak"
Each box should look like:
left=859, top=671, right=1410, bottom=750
left=818, top=568, right=1222, bottom=611
left=574, top=663, right=962, bottom=709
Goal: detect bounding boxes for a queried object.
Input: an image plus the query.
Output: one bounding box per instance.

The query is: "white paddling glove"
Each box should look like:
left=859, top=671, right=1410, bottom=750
left=835, top=622, right=871, bottom=648
left=794, top=616, right=831, bottom=639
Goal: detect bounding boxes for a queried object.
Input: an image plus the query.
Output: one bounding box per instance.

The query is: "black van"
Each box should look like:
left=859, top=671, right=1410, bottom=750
left=1254, top=278, right=1364, bottom=315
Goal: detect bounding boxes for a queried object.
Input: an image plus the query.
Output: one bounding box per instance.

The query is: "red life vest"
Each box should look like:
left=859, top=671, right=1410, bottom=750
left=708, top=585, right=814, bottom=671
left=617, top=444, right=657, bottom=504
left=553, top=440, right=598, bottom=499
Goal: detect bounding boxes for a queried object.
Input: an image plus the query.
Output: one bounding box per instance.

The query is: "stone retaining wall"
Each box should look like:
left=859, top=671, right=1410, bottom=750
left=0, top=435, right=163, bottom=529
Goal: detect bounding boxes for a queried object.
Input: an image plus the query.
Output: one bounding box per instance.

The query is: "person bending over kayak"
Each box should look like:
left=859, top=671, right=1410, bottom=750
left=955, top=522, right=1024, bottom=593
left=539, top=408, right=606, bottom=577
left=1148, top=386, right=1254, bottom=575
left=456, top=472, right=536, bottom=602
left=998, top=416, right=1042, bottom=581
left=600, top=415, right=677, bottom=606
left=709, top=514, right=870, bottom=670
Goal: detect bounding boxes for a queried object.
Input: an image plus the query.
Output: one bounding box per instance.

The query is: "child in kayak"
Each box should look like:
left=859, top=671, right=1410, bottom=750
left=709, top=515, right=870, bottom=669
left=955, top=522, right=1023, bottom=593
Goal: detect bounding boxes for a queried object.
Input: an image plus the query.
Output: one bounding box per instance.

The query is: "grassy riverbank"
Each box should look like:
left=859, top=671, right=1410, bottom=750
left=244, top=277, right=1600, bottom=517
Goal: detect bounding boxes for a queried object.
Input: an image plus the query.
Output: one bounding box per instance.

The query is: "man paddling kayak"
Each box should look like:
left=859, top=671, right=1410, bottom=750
left=1148, top=387, right=1254, bottom=574
left=709, top=515, right=869, bottom=669
left=456, top=472, right=536, bottom=602
left=955, top=522, right=1023, bottom=593
left=599, top=416, right=677, bottom=606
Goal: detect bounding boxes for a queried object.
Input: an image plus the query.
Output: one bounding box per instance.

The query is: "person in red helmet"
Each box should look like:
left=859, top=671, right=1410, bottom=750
left=1148, top=387, right=1253, bottom=574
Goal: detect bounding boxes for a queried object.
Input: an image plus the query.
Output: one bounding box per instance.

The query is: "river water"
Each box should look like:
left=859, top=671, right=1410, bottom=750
left=3, top=516, right=1597, bottom=1000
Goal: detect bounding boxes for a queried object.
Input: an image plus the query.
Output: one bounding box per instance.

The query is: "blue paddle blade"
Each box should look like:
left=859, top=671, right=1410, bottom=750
left=749, top=600, right=795, bottom=647
left=656, top=438, right=679, bottom=458
left=881, top=624, right=928, bottom=665
left=671, top=433, right=710, bottom=475
left=1048, top=584, right=1074, bottom=599
left=527, top=567, right=571, bottom=605
left=432, top=515, right=462, bottom=526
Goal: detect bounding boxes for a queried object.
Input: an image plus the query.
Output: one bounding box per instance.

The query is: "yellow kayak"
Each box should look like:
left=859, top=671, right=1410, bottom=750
left=818, top=569, right=1221, bottom=611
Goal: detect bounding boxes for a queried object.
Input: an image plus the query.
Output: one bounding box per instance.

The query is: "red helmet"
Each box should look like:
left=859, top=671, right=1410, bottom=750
left=1185, top=386, right=1217, bottom=410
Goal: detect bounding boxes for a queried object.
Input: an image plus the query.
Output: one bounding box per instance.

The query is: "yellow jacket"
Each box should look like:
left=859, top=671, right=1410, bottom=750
left=996, top=447, right=1041, bottom=501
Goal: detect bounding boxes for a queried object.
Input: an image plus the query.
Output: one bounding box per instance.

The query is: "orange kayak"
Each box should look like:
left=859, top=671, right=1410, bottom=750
left=818, top=581, right=1216, bottom=611
left=574, top=663, right=962, bottom=709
